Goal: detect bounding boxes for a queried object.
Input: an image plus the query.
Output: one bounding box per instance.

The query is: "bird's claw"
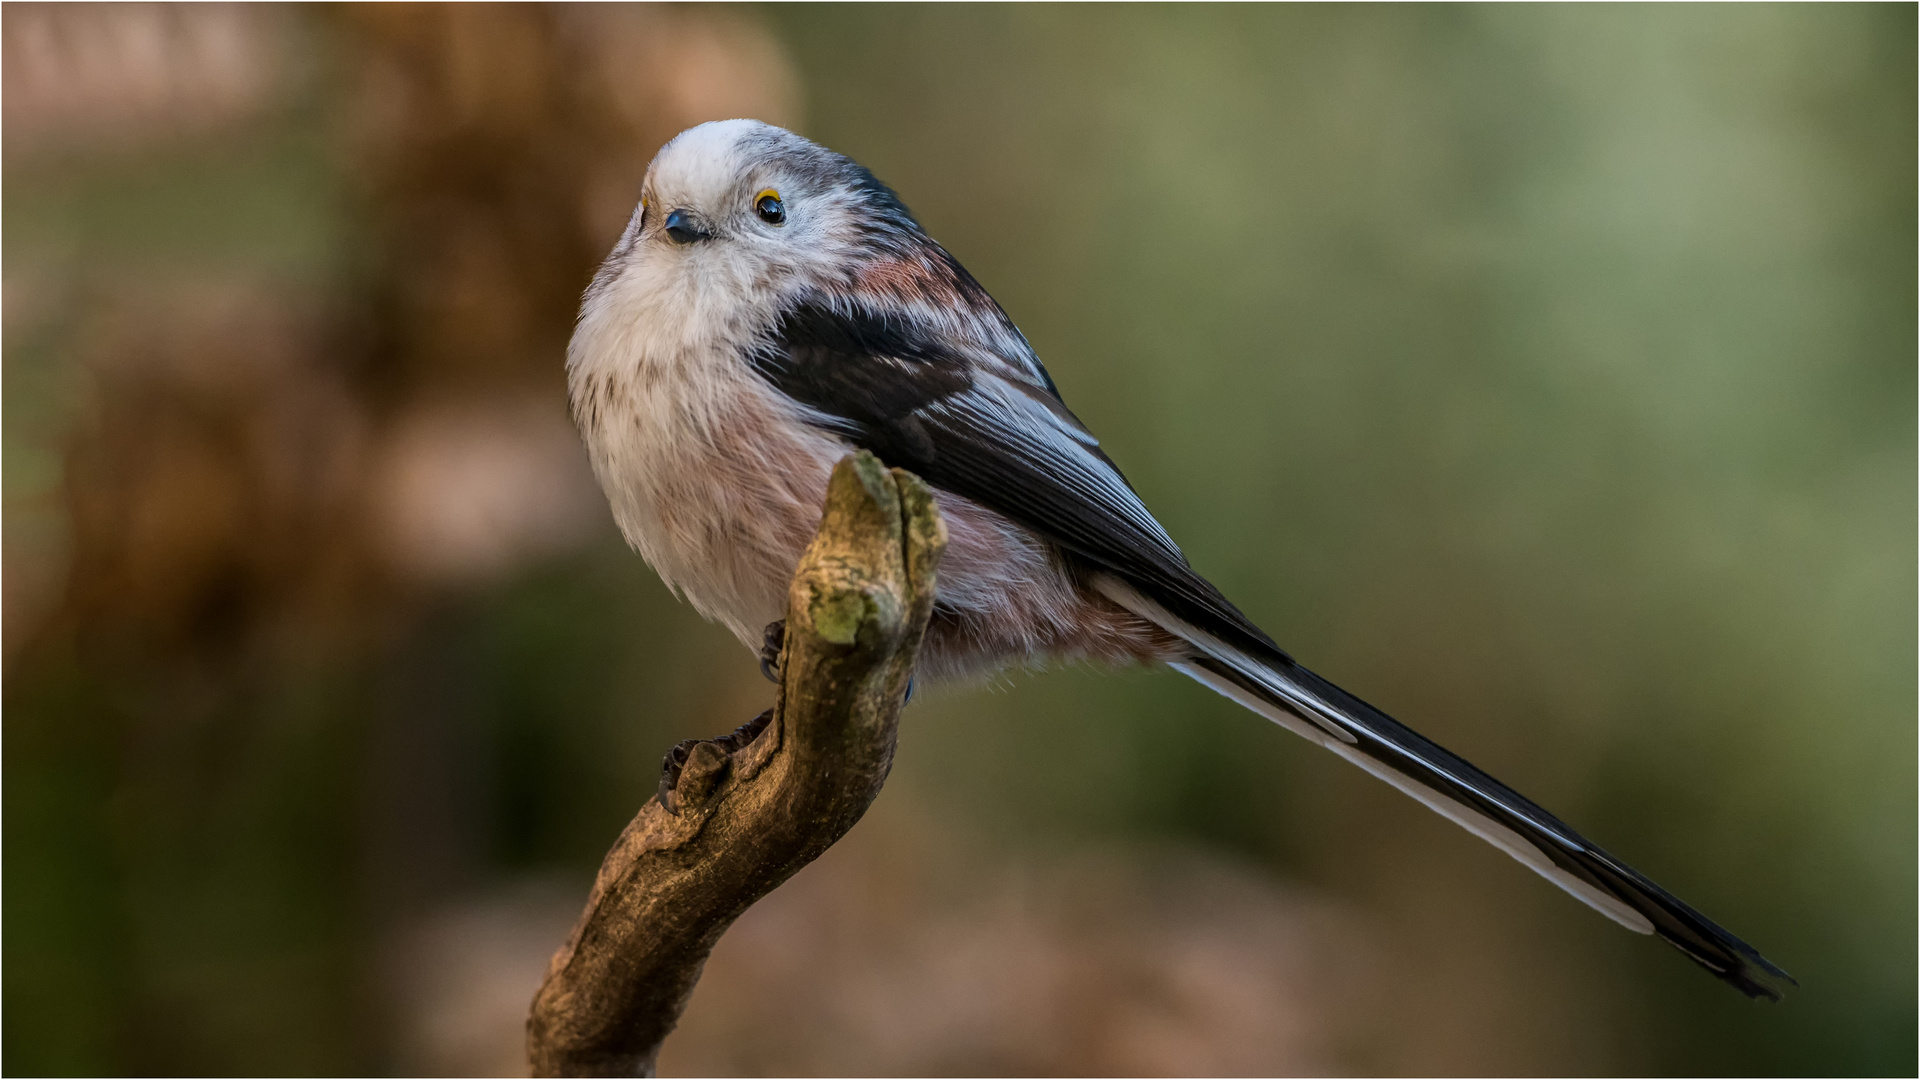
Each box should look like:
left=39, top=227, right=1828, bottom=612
left=758, top=619, right=785, bottom=683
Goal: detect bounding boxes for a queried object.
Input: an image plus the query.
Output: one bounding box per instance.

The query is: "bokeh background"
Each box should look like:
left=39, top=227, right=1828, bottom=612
left=5, top=4, right=1913, bottom=1075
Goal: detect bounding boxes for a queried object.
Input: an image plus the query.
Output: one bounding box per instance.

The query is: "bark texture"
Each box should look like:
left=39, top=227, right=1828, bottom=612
left=526, top=452, right=947, bottom=1077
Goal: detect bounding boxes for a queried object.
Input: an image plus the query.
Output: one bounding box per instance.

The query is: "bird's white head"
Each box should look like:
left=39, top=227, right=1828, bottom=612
left=576, top=119, right=1010, bottom=380
left=591, top=120, right=927, bottom=312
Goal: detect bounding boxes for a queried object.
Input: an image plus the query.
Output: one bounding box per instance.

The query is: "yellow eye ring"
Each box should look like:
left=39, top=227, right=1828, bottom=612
left=754, top=189, right=785, bottom=225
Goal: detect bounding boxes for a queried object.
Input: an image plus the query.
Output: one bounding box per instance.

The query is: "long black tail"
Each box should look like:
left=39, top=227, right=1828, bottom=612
left=1168, top=648, right=1794, bottom=999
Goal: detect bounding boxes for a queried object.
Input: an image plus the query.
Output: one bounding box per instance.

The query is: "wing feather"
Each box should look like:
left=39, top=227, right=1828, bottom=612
left=752, top=294, right=1287, bottom=664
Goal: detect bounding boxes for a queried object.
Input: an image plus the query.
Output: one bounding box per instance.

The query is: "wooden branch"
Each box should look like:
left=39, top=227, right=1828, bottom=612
left=525, top=451, right=948, bottom=1078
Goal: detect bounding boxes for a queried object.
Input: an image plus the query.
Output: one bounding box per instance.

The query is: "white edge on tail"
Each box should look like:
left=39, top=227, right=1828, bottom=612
left=1099, top=575, right=1655, bottom=936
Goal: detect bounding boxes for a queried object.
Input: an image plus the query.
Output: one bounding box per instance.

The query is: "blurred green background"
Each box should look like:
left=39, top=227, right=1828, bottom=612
left=5, top=4, right=1912, bottom=1075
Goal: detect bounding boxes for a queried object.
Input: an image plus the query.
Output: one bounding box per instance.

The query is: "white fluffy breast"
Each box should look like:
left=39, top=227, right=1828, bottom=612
left=569, top=245, right=851, bottom=644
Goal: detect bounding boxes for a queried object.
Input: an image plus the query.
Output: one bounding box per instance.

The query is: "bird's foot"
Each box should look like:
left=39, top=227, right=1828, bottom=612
left=758, top=620, right=785, bottom=683
left=659, top=707, right=775, bottom=815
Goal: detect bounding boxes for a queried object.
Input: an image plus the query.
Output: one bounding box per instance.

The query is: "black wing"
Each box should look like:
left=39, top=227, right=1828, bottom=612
left=752, top=295, right=1289, bottom=666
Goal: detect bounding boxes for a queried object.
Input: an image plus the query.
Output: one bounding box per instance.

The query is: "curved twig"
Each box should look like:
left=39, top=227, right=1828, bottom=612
left=526, top=451, right=947, bottom=1077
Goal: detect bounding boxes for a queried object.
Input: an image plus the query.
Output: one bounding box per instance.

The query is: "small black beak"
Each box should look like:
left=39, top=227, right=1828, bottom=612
left=664, top=209, right=712, bottom=244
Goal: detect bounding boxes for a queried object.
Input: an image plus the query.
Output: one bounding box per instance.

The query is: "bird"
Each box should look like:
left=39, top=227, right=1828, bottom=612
left=567, top=118, right=1793, bottom=1000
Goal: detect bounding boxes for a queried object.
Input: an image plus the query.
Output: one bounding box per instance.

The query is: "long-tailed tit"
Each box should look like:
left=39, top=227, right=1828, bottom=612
left=568, top=120, right=1791, bottom=999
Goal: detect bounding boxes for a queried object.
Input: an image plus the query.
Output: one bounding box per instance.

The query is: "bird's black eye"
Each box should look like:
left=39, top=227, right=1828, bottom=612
left=754, top=190, right=785, bottom=225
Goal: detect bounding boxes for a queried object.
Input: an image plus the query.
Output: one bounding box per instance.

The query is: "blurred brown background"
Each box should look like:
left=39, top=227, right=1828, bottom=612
left=4, top=4, right=1913, bottom=1075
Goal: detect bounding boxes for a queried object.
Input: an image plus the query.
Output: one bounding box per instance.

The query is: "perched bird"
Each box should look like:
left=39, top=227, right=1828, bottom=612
left=568, top=119, right=1792, bottom=999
